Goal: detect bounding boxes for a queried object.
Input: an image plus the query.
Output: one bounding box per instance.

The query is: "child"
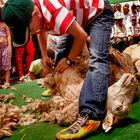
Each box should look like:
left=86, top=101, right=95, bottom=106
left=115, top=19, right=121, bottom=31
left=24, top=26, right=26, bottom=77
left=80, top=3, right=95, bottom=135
left=0, top=18, right=12, bottom=88
left=29, top=49, right=55, bottom=80
left=29, top=59, right=50, bottom=80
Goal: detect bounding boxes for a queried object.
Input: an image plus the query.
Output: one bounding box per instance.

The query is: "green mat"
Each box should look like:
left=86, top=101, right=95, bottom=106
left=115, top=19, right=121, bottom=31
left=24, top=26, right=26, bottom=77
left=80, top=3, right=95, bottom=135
left=109, top=0, right=137, bottom=4
left=0, top=80, right=140, bottom=140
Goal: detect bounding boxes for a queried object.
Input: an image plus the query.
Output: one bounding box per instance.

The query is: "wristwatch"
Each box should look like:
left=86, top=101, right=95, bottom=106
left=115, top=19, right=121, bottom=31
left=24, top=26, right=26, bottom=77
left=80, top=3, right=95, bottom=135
left=66, top=57, right=74, bottom=65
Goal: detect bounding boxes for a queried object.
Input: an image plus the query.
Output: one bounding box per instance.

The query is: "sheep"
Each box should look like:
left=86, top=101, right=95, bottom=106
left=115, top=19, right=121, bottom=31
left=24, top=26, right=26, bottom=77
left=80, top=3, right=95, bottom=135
left=37, top=47, right=138, bottom=126
left=102, top=73, right=137, bottom=132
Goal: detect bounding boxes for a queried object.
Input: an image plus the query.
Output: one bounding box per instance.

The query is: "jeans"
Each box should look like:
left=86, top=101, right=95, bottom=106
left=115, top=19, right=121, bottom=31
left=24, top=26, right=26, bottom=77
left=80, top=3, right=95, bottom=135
left=55, top=0, right=114, bottom=120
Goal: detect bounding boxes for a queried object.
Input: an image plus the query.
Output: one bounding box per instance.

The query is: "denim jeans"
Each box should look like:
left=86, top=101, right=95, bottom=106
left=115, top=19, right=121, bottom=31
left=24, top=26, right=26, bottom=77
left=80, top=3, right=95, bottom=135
left=55, top=0, right=114, bottom=120
left=79, top=0, right=114, bottom=120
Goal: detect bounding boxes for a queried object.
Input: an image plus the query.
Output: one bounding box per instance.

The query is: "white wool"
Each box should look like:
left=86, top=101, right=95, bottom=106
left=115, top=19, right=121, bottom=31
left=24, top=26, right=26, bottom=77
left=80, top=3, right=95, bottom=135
left=0, top=103, right=21, bottom=138
left=123, top=43, right=140, bottom=79
left=131, top=47, right=140, bottom=59
left=123, top=44, right=138, bottom=57
left=134, top=59, right=140, bottom=78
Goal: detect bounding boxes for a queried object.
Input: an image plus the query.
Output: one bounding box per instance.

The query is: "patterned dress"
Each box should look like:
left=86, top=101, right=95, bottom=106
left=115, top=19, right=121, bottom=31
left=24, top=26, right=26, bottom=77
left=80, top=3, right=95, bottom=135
left=0, top=25, right=11, bottom=71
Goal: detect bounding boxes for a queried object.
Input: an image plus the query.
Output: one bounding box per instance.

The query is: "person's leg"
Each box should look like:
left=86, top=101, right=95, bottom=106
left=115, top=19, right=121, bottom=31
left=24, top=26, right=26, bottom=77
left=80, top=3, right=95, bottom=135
left=25, top=36, right=35, bottom=73
left=79, top=18, right=113, bottom=120
left=56, top=0, right=114, bottom=139
left=5, top=70, right=10, bottom=84
left=1, top=46, right=11, bottom=87
left=15, top=47, right=24, bottom=79
left=32, top=34, right=41, bottom=60
left=0, top=48, right=2, bottom=85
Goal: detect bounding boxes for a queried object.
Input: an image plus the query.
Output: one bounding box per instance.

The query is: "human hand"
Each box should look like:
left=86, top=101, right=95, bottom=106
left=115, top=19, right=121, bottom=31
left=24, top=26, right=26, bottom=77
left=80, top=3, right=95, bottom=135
left=55, top=58, right=70, bottom=73
left=42, top=56, right=53, bottom=68
left=40, top=65, right=51, bottom=78
left=123, top=37, right=127, bottom=42
left=86, top=36, right=90, bottom=44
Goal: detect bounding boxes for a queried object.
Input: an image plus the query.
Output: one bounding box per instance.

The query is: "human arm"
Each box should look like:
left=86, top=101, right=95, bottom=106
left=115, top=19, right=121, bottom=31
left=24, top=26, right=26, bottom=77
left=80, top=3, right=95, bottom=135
left=55, top=20, right=88, bottom=73
left=37, top=32, right=52, bottom=67
left=29, top=71, right=37, bottom=80
left=5, top=24, right=12, bottom=57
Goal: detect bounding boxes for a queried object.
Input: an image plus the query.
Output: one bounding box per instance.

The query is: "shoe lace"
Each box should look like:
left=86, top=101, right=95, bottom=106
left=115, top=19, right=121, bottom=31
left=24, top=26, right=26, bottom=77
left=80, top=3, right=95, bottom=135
left=67, top=114, right=89, bottom=134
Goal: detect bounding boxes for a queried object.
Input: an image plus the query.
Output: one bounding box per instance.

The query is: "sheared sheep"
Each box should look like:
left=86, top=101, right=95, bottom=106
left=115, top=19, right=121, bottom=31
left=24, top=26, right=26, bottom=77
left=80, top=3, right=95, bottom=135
left=102, top=73, right=137, bottom=132
left=37, top=47, right=138, bottom=126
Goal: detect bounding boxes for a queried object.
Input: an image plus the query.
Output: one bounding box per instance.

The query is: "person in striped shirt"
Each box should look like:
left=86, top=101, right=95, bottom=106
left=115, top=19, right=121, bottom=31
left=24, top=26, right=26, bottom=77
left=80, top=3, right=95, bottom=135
left=1, top=0, right=114, bottom=139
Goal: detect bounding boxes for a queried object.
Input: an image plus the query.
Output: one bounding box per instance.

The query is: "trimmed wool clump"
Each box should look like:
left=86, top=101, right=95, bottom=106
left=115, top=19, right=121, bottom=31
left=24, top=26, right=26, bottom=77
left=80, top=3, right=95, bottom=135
left=38, top=67, right=84, bottom=125
left=37, top=73, right=55, bottom=89
left=0, top=102, right=21, bottom=138
left=0, top=93, right=15, bottom=102
left=35, top=58, right=86, bottom=125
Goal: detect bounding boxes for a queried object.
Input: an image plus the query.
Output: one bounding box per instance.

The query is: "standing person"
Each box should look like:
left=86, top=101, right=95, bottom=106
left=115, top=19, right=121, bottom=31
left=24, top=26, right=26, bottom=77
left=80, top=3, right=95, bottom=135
left=1, top=0, right=114, bottom=139
left=0, top=16, right=11, bottom=88
left=14, top=36, right=35, bottom=82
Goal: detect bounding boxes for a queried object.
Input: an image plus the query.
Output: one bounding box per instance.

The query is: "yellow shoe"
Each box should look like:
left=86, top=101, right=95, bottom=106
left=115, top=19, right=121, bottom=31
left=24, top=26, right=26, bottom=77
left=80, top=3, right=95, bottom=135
left=56, top=115, right=101, bottom=140
left=42, top=88, right=52, bottom=97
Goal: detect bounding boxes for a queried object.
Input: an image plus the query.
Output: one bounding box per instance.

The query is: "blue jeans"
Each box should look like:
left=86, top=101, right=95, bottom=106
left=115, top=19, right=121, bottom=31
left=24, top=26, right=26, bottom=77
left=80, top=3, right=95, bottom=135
left=79, top=0, right=114, bottom=120
left=55, top=0, right=114, bottom=120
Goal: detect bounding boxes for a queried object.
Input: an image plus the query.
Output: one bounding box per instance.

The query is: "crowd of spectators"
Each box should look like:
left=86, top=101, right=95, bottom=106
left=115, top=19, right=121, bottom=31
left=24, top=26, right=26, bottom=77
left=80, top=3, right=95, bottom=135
left=110, top=2, right=140, bottom=52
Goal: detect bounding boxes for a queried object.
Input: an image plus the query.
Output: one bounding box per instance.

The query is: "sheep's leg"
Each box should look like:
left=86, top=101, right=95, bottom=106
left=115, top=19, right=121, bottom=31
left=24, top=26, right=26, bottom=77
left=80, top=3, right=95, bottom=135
left=102, top=112, right=114, bottom=133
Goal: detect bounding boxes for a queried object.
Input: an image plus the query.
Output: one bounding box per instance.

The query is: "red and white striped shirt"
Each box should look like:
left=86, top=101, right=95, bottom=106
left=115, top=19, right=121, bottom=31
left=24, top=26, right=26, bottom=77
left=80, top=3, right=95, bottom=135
left=35, top=0, right=105, bottom=35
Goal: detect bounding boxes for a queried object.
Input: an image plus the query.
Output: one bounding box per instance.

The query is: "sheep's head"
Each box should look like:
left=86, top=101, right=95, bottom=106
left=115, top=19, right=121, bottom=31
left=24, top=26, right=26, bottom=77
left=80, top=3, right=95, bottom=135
left=107, top=73, right=137, bottom=119
left=112, top=99, right=130, bottom=119
left=103, top=73, right=137, bottom=132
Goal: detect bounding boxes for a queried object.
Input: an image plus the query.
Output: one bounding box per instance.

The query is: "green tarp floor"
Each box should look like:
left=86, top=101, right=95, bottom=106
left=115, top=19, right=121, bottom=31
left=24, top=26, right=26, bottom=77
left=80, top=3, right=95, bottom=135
left=109, top=0, right=138, bottom=4
left=0, top=80, right=140, bottom=140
